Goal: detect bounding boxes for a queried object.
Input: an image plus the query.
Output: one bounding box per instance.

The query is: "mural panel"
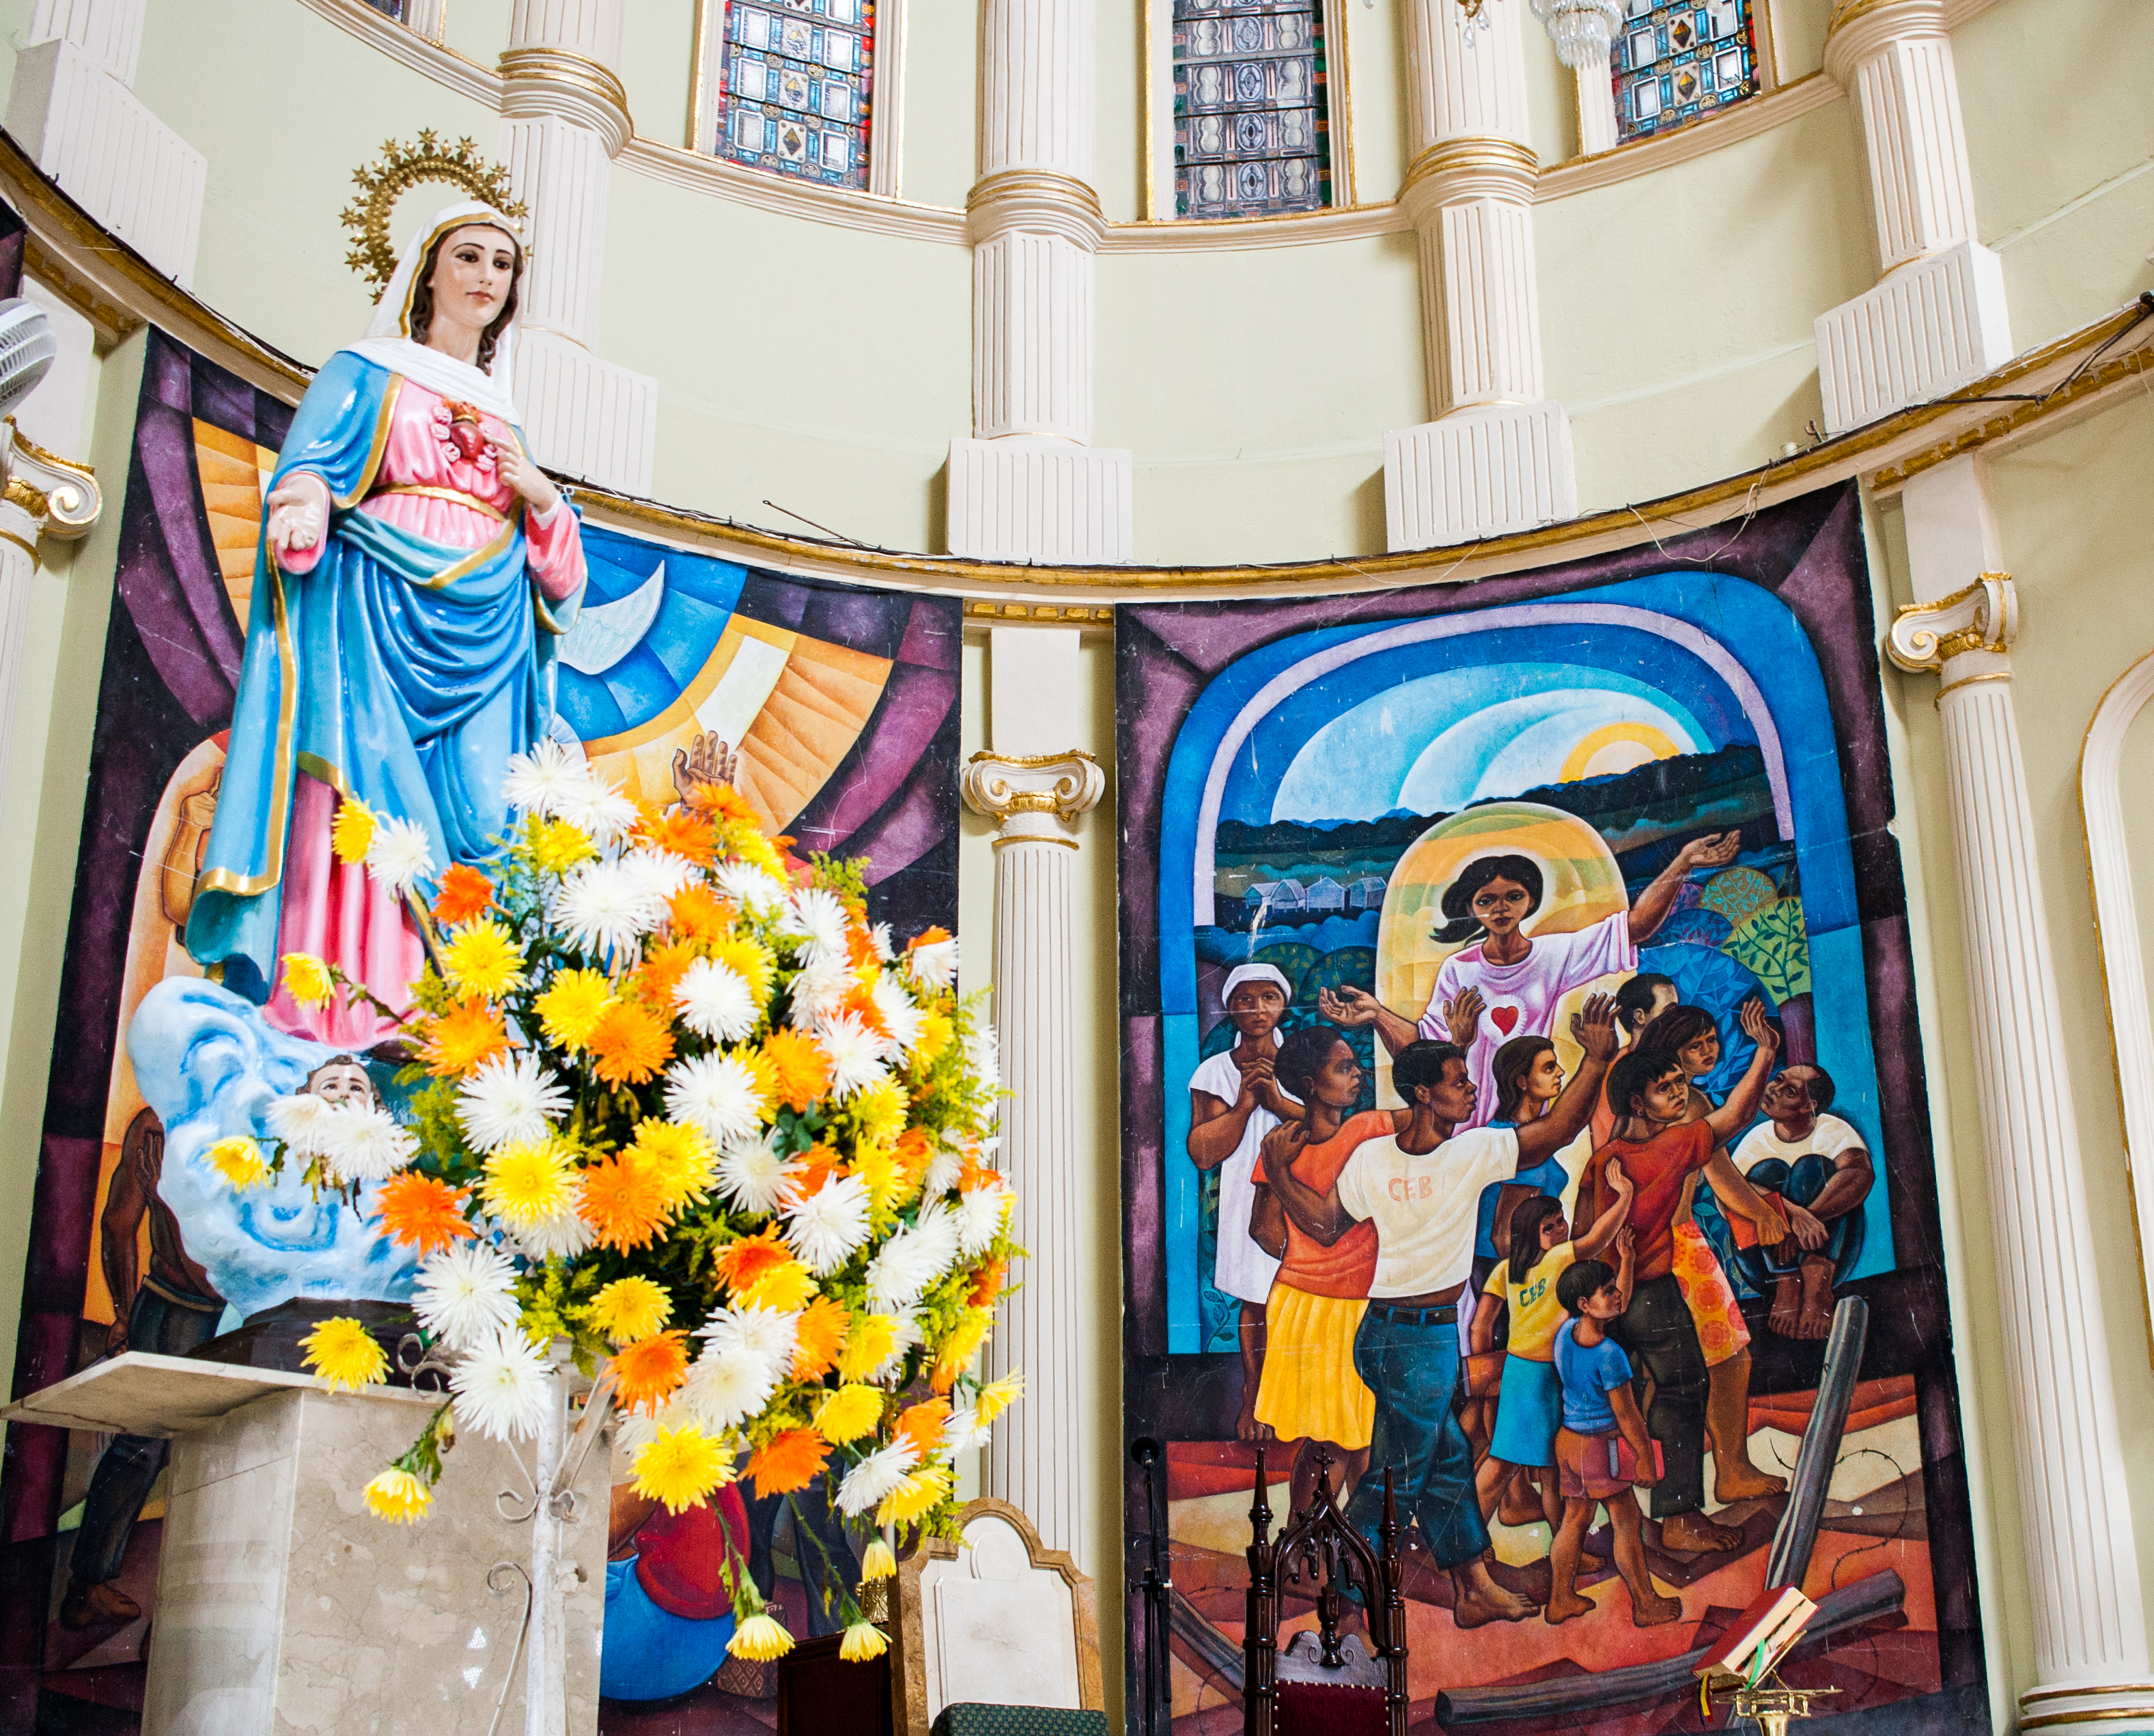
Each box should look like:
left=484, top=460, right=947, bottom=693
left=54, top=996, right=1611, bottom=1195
left=1117, top=486, right=1985, bottom=1736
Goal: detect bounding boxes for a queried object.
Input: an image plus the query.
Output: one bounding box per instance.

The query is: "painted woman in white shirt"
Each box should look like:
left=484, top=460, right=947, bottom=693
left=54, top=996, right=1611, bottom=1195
left=1321, top=835, right=1742, bottom=1125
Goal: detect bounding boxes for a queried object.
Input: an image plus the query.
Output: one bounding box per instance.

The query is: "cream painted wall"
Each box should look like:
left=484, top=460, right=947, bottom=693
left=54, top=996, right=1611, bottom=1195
left=619, top=0, right=698, bottom=150
left=897, top=0, right=978, bottom=207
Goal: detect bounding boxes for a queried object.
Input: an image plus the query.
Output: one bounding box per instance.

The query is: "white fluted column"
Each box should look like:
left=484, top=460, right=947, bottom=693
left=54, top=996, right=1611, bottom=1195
left=1384, top=0, right=1576, bottom=552
left=1573, top=42, right=1619, bottom=156
left=947, top=0, right=1132, bottom=561
left=1887, top=457, right=2152, bottom=1736
left=496, top=0, right=658, bottom=493
left=0, top=419, right=98, bottom=822
left=960, top=626, right=1102, bottom=1563
left=1815, top=0, right=2011, bottom=432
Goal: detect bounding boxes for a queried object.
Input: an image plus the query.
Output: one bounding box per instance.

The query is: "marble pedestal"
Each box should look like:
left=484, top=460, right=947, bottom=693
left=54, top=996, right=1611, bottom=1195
left=7, top=1353, right=607, bottom=1736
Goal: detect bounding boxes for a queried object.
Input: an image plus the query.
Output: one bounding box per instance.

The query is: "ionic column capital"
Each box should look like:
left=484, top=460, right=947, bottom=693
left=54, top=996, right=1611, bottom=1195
left=961, top=750, right=1105, bottom=843
left=498, top=48, right=634, bottom=156
left=966, top=171, right=1107, bottom=252
left=1886, top=572, right=2015, bottom=696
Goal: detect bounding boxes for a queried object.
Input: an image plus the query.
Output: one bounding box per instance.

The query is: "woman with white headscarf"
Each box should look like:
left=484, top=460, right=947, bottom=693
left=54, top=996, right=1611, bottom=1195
left=186, top=204, right=587, bottom=1048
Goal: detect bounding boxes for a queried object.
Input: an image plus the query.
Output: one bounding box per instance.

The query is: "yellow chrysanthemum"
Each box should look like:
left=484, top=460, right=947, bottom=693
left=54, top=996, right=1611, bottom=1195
left=441, top=919, right=527, bottom=999
left=930, top=1309, right=992, bottom=1395
left=739, top=1259, right=817, bottom=1313
left=914, top=1007, right=953, bottom=1063
left=301, top=1317, right=388, bottom=1393
left=852, top=1143, right=901, bottom=1216
left=877, top=1466, right=952, bottom=1528
left=730, top=1612, right=794, bottom=1663
left=363, top=1467, right=432, bottom=1523
left=709, top=936, right=774, bottom=1001
left=524, top=813, right=597, bottom=873
left=860, top=1537, right=897, bottom=1582
left=206, top=1135, right=268, bottom=1190
left=850, top=1079, right=908, bottom=1146
left=330, top=799, right=376, bottom=865
left=627, top=1119, right=716, bottom=1212
left=739, top=1050, right=783, bottom=1125
left=536, top=968, right=615, bottom=1050
left=281, top=953, right=335, bottom=1007
left=835, top=1313, right=898, bottom=1382
left=839, top=1621, right=889, bottom=1662
left=811, top=1383, right=884, bottom=1444
left=479, top=1140, right=574, bottom=1230
left=975, top=1371, right=1024, bottom=1425
left=633, top=1421, right=733, bottom=1514
left=589, top=1275, right=672, bottom=1347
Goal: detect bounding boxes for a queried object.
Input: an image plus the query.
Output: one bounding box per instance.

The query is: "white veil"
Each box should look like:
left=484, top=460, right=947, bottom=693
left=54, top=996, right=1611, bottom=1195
left=341, top=199, right=524, bottom=423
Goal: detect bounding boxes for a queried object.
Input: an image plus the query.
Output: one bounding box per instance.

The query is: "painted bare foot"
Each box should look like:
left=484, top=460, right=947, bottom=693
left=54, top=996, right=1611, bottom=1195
left=1660, top=1511, right=1745, bottom=1554
left=1768, top=1275, right=1803, bottom=1338
left=1498, top=1472, right=1545, bottom=1528
left=59, top=1582, right=140, bottom=1630
left=1632, top=1589, right=1683, bottom=1627
left=1545, top=1591, right=1595, bottom=1625
left=1236, top=1398, right=1261, bottom=1443
left=1453, top=1563, right=1537, bottom=1626
left=1714, top=1461, right=1789, bottom=1502
left=1796, top=1261, right=1837, bottom=1339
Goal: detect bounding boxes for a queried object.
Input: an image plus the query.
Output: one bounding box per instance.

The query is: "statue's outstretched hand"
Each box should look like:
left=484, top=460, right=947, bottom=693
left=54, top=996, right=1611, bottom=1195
left=490, top=437, right=561, bottom=516
left=265, top=473, right=328, bottom=561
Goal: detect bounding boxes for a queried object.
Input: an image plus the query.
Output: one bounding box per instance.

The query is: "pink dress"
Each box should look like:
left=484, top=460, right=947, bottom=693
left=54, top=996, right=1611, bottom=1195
left=264, top=381, right=585, bottom=1051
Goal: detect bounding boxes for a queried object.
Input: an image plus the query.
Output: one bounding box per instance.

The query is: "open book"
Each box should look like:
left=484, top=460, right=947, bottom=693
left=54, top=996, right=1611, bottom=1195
left=1695, top=1584, right=1818, bottom=1691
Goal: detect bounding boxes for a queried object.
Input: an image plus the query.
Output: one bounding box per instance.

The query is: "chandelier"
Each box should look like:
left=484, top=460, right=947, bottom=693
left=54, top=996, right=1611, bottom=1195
left=1527, top=0, right=1622, bottom=64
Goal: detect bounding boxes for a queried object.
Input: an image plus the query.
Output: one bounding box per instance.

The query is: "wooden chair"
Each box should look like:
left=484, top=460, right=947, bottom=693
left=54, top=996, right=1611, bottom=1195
left=1242, top=1448, right=1409, bottom=1736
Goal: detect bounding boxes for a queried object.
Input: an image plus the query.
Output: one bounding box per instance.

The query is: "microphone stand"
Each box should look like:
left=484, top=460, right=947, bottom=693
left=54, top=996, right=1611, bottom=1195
left=1131, top=1437, right=1171, bottom=1736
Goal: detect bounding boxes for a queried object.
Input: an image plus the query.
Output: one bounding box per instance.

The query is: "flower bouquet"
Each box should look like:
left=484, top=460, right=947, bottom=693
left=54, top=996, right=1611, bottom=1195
left=210, top=742, right=1016, bottom=1662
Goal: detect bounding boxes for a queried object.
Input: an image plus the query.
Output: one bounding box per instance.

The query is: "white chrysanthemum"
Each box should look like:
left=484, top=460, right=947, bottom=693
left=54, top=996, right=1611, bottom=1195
left=414, top=1241, right=520, bottom=1352
left=365, top=815, right=436, bottom=894
left=816, top=1009, right=889, bottom=1099
left=785, top=953, right=852, bottom=1033
left=716, top=1133, right=803, bottom=1214
left=320, top=1102, right=418, bottom=1184
left=966, top=1023, right=1000, bottom=1096
left=514, top=1199, right=595, bottom=1260
left=550, top=766, right=639, bottom=842
left=906, top=934, right=959, bottom=990
left=865, top=1203, right=962, bottom=1313
left=942, top=1407, right=992, bottom=1457
left=551, top=858, right=667, bottom=957
left=665, top=1053, right=766, bottom=1145
left=835, top=1441, right=919, bottom=1516
left=696, top=1302, right=798, bottom=1384
left=920, top=1142, right=965, bottom=1201
left=266, top=1091, right=340, bottom=1159
left=675, top=958, right=758, bottom=1043
left=868, top=923, right=895, bottom=962
left=611, top=1404, right=664, bottom=1459
left=869, top=974, right=925, bottom=1058
left=712, top=861, right=788, bottom=914
left=682, top=1342, right=776, bottom=1433
left=623, top=846, right=694, bottom=904
left=782, top=886, right=850, bottom=962
left=450, top=1326, right=552, bottom=1442
left=501, top=738, right=583, bottom=815
left=782, top=1173, right=872, bottom=1274
left=455, top=1052, right=570, bottom=1153
left=956, top=1181, right=1015, bottom=1257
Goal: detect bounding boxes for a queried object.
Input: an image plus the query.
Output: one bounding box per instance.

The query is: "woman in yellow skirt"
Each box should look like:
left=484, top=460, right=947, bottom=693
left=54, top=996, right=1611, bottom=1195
left=1250, top=1024, right=1385, bottom=1520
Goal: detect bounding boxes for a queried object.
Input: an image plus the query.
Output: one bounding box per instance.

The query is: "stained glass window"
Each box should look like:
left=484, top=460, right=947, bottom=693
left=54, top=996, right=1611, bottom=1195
left=364, top=0, right=406, bottom=18
left=708, top=0, right=876, bottom=192
left=1172, top=0, right=1332, bottom=220
left=1611, top=0, right=1757, bottom=145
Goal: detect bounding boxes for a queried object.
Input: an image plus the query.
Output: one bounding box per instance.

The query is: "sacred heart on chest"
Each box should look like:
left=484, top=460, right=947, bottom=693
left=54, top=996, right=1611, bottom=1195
left=1488, top=1005, right=1521, bottom=1036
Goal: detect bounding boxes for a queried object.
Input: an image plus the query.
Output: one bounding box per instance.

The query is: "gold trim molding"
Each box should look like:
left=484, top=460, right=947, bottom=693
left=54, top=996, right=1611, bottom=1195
left=1886, top=573, right=2017, bottom=675
left=964, top=600, right=1114, bottom=624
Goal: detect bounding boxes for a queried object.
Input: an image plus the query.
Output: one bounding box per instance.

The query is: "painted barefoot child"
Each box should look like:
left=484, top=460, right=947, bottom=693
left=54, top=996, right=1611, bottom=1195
left=1547, top=1235, right=1683, bottom=1629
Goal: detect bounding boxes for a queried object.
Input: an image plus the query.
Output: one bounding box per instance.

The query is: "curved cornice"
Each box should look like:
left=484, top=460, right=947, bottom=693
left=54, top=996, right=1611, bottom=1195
left=1398, top=137, right=1539, bottom=218
left=1823, top=0, right=1950, bottom=88
left=499, top=47, right=634, bottom=158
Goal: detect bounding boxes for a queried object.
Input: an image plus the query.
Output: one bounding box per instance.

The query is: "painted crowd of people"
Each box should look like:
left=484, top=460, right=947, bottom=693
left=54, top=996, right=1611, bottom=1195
left=1186, top=839, right=1875, bottom=1628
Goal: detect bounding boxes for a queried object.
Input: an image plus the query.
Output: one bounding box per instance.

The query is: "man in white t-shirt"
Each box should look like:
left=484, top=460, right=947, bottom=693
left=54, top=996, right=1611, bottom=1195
left=1188, top=964, right=1304, bottom=1439
left=1319, top=836, right=1741, bottom=1125
left=1265, top=996, right=1619, bottom=1627
left=1727, top=1063, right=1873, bottom=1341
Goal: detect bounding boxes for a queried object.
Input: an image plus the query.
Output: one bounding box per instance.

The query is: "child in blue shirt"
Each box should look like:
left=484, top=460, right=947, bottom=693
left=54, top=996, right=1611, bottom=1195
left=1548, top=1230, right=1681, bottom=1629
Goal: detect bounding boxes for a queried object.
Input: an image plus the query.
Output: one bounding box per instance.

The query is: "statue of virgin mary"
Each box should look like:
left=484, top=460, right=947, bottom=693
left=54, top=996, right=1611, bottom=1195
left=185, top=201, right=587, bottom=1048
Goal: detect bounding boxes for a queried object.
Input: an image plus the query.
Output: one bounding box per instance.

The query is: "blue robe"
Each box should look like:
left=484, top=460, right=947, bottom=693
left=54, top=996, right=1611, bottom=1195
left=186, top=352, right=581, bottom=1003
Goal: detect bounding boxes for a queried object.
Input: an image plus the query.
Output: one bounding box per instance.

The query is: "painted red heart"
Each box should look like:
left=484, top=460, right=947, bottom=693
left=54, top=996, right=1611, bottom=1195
left=1489, top=1005, right=1521, bottom=1036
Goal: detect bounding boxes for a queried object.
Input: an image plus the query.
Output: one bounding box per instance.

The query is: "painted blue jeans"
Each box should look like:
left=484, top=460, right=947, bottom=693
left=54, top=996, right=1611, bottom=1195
left=1346, top=1302, right=1489, bottom=1571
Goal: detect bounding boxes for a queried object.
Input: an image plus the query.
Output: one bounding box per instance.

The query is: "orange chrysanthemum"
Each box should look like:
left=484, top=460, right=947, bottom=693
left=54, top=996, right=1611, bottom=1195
left=433, top=863, right=496, bottom=927
left=793, top=1143, right=847, bottom=1197
left=746, top=1427, right=830, bottom=1499
left=687, top=779, right=759, bottom=827
left=968, top=1257, right=1007, bottom=1308
left=893, top=1398, right=951, bottom=1460
left=611, top=1330, right=691, bottom=1414
left=637, top=804, right=718, bottom=867
left=421, top=996, right=510, bottom=1077
left=578, top=1152, right=671, bottom=1252
left=790, top=1295, right=851, bottom=1380
left=840, top=983, right=891, bottom=1039
left=760, top=1028, right=830, bottom=1112
left=893, top=1127, right=935, bottom=1179
left=587, top=1001, right=675, bottom=1087
left=845, top=923, right=880, bottom=972
left=668, top=883, right=736, bottom=942
left=634, top=938, right=702, bottom=1008
left=378, top=1174, right=476, bottom=1255
left=711, top=1227, right=794, bottom=1297
left=956, top=1146, right=999, bottom=1194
